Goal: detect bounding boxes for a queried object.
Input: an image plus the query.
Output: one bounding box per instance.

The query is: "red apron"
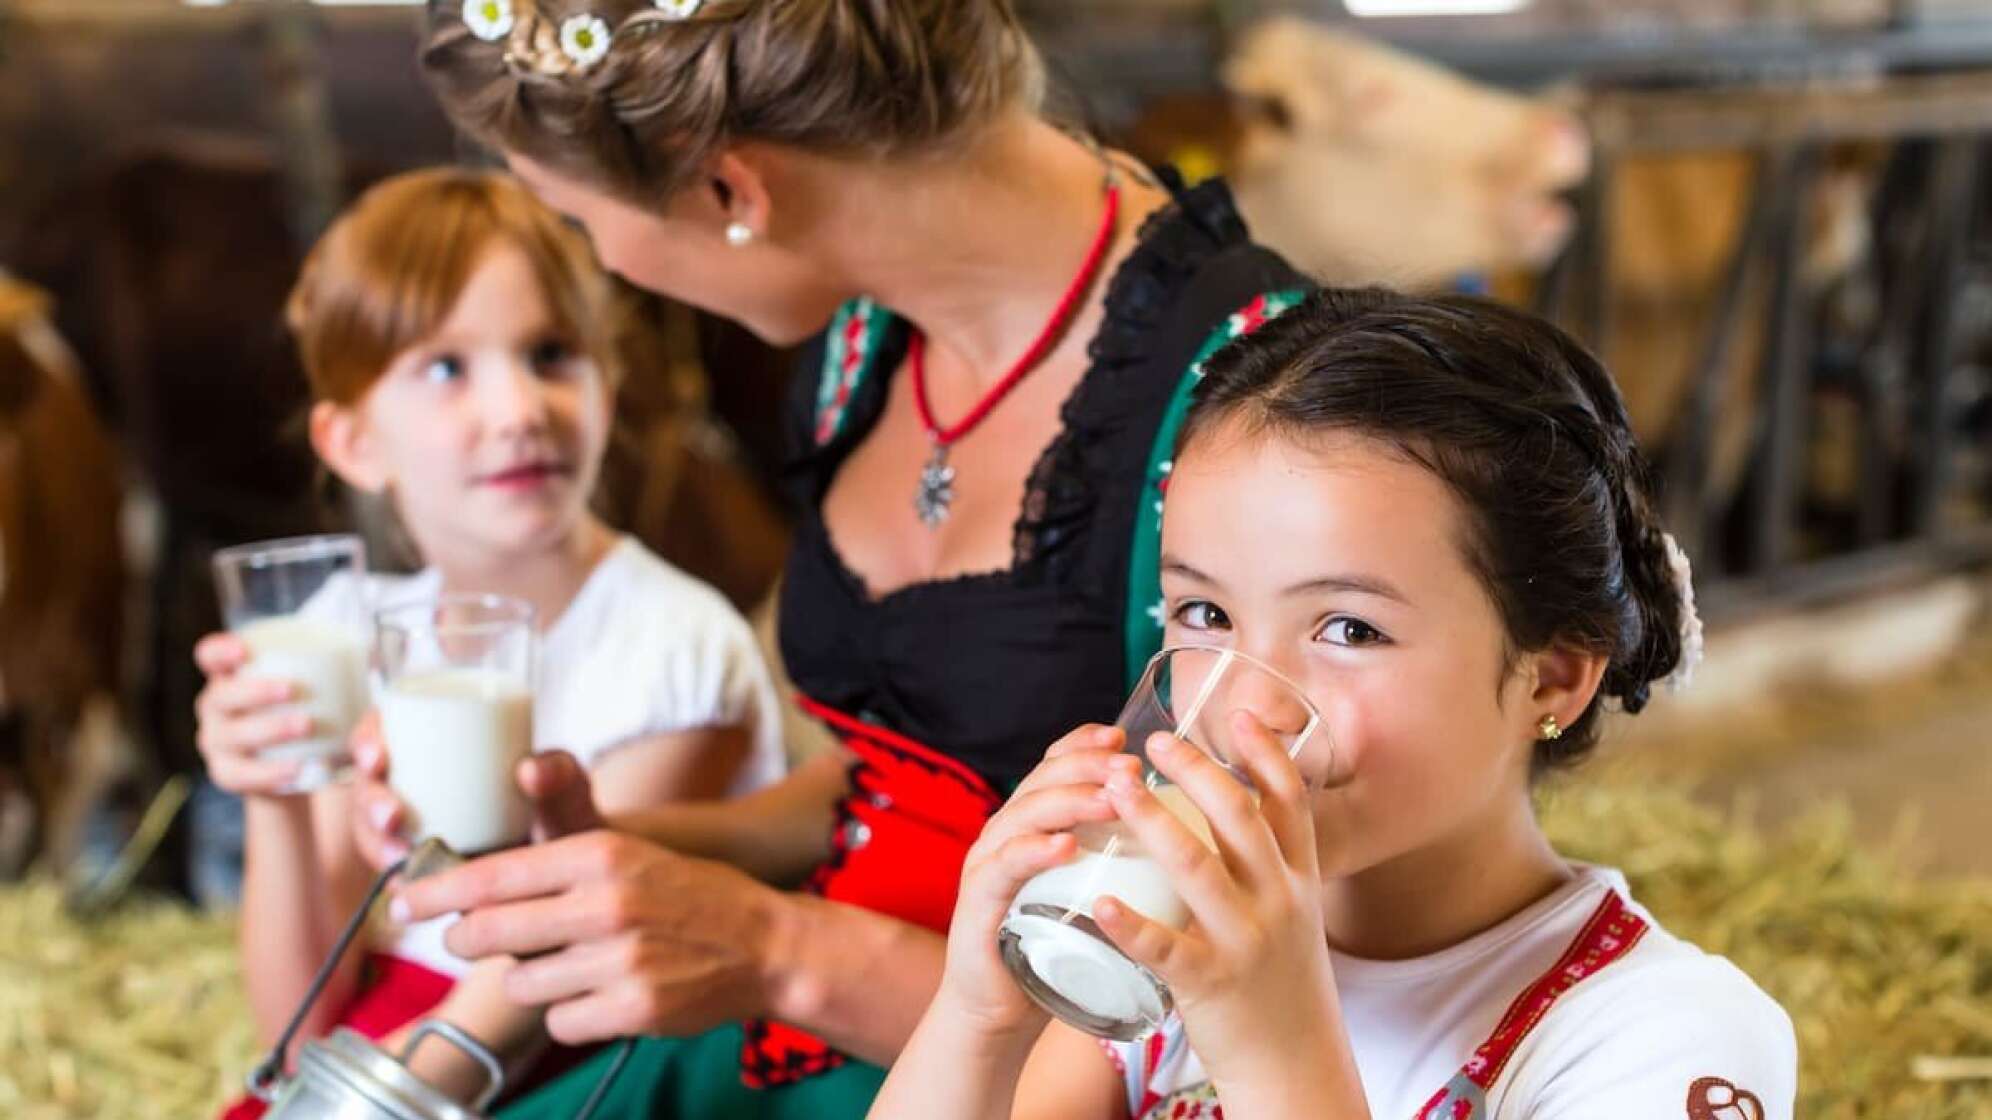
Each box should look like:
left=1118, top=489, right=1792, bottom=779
left=738, top=696, right=1004, bottom=1089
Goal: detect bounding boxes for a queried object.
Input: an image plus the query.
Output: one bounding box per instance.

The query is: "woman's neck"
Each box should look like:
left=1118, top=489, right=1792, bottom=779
left=419, top=515, right=619, bottom=634
left=1320, top=792, right=1572, bottom=963
left=816, top=113, right=1172, bottom=394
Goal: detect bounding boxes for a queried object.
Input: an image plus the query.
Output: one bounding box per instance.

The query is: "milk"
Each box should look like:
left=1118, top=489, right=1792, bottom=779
left=379, top=668, right=533, bottom=854
left=1000, top=784, right=1216, bottom=1038
left=1015, top=785, right=1213, bottom=928
left=238, top=616, right=368, bottom=789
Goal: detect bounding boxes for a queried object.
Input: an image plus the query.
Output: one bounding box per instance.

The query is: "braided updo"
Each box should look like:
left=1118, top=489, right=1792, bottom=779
left=423, top=0, right=1044, bottom=204
left=1180, top=288, right=1689, bottom=772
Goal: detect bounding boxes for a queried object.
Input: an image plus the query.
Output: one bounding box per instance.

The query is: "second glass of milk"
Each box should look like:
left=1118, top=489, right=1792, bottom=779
left=212, top=534, right=371, bottom=793
left=998, top=646, right=1333, bottom=1040
left=374, top=594, right=535, bottom=856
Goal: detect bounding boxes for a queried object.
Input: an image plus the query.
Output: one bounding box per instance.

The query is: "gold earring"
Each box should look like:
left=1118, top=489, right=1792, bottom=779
left=1538, top=715, right=1563, bottom=741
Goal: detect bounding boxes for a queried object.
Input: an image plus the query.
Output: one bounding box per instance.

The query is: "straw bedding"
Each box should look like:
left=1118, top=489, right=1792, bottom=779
left=0, top=780, right=1985, bottom=1116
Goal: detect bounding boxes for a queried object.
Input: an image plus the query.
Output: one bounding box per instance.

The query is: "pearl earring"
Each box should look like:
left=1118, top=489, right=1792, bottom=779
left=725, top=222, right=756, bottom=248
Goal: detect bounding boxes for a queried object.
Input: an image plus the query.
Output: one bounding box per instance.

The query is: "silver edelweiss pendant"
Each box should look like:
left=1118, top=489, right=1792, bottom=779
left=915, top=444, right=957, bottom=528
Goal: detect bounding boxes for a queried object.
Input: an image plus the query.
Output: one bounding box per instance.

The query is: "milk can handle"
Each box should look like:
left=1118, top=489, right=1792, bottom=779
left=401, top=1020, right=508, bottom=1112
left=246, top=849, right=413, bottom=1102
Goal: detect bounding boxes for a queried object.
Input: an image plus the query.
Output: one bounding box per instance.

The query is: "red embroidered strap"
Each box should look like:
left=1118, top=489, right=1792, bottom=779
left=795, top=693, right=1001, bottom=802
left=1414, top=891, right=1650, bottom=1120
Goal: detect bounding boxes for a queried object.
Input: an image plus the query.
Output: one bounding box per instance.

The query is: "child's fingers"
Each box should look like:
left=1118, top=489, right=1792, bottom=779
left=350, top=714, right=389, bottom=779
left=1015, top=730, right=1136, bottom=797
left=1225, top=710, right=1318, bottom=877
left=1002, top=754, right=1142, bottom=818
left=959, top=831, right=1079, bottom=931
left=1094, top=895, right=1209, bottom=987
left=1103, top=769, right=1249, bottom=942
left=206, top=754, right=304, bottom=797
left=351, top=780, right=411, bottom=868
left=196, top=676, right=296, bottom=722
left=197, top=709, right=312, bottom=763
left=1144, top=733, right=1284, bottom=888
left=982, top=781, right=1122, bottom=850
left=193, top=632, right=250, bottom=676
left=1041, top=724, right=1125, bottom=762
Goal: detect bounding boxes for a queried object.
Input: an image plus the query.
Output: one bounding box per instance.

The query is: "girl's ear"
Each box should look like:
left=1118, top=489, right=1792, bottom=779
left=1522, top=644, right=1608, bottom=741
left=309, top=400, right=389, bottom=494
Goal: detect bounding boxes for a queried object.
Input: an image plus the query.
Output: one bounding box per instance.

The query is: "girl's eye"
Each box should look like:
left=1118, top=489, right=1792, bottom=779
left=1318, top=616, right=1389, bottom=648
left=530, top=338, right=575, bottom=373
left=420, top=355, right=464, bottom=384
left=1171, top=600, right=1231, bottom=632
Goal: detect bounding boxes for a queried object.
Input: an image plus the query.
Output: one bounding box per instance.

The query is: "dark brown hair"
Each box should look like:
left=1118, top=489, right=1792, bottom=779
left=1181, top=288, right=1685, bottom=770
left=422, top=0, right=1044, bottom=205
left=287, top=166, right=620, bottom=405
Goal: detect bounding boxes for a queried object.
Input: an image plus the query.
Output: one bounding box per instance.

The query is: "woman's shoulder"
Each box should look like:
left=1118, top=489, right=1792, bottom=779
left=1093, top=173, right=1314, bottom=380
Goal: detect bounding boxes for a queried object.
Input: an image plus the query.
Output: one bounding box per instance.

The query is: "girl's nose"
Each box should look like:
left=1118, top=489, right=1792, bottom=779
left=480, top=359, right=551, bottom=432
left=1226, top=665, right=1315, bottom=741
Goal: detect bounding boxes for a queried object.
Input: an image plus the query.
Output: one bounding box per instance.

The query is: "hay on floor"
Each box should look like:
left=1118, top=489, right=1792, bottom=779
left=1540, top=782, right=1992, bottom=1119
left=0, top=779, right=1985, bottom=1117
left=0, top=883, right=256, bottom=1119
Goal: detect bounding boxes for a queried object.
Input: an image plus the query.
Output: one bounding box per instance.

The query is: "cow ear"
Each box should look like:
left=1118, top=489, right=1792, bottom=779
left=309, top=401, right=389, bottom=494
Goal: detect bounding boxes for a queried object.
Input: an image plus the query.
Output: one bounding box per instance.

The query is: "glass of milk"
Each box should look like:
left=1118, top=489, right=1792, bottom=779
left=373, top=594, right=535, bottom=856
left=998, top=646, right=1333, bottom=1040
left=212, top=534, right=371, bottom=793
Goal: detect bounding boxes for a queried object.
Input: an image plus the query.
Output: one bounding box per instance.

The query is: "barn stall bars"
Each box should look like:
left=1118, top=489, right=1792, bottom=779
left=1537, top=69, right=1992, bottom=619
left=1029, top=3, right=1992, bottom=624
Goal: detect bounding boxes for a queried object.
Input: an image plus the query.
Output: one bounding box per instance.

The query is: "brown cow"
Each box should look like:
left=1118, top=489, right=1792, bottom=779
left=1123, top=19, right=1879, bottom=527
left=0, top=275, right=127, bottom=877
left=1218, top=17, right=1592, bottom=289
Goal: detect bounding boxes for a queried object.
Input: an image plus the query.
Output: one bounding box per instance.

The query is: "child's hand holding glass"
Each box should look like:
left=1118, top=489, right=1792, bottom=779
left=1094, top=717, right=1363, bottom=1109
left=933, top=724, right=1138, bottom=1042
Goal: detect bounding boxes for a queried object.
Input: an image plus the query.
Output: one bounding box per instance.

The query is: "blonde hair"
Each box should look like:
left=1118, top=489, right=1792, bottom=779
left=287, top=166, right=620, bottom=405
left=422, top=0, right=1045, bottom=205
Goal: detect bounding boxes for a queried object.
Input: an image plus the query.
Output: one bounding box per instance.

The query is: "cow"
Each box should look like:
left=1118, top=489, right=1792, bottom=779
left=0, top=275, right=128, bottom=877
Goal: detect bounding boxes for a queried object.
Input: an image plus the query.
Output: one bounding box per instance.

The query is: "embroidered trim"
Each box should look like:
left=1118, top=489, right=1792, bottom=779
left=795, top=694, right=1000, bottom=800
left=1122, top=289, right=1307, bottom=691
left=1413, top=891, right=1651, bottom=1120
left=814, top=298, right=891, bottom=447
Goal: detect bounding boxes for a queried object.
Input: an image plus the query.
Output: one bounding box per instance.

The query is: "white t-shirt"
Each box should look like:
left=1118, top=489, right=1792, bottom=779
left=313, top=536, right=785, bottom=976
left=1106, top=864, right=1796, bottom=1120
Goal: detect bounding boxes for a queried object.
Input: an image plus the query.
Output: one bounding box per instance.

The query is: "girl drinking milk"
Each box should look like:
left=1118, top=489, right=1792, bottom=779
left=873, top=288, right=1795, bottom=1120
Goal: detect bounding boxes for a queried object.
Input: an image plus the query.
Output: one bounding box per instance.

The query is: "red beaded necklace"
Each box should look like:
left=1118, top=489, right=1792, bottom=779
left=908, top=175, right=1123, bottom=527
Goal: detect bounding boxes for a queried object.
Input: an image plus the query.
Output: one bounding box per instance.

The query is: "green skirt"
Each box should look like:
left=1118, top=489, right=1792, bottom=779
left=499, top=1024, right=886, bottom=1120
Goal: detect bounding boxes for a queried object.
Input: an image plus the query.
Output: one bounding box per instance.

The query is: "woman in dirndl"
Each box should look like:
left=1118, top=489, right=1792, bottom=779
left=359, top=0, right=1315, bottom=1115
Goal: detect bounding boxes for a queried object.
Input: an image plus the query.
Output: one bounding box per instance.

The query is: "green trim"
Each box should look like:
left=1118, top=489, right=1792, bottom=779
left=1122, top=289, right=1308, bottom=692
left=813, top=297, right=895, bottom=447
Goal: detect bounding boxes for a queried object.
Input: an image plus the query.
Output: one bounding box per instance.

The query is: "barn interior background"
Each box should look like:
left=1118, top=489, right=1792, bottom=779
left=1, top=0, right=1989, bottom=1116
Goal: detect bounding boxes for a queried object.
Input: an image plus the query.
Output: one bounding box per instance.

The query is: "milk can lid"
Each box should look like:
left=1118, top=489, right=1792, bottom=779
left=298, top=1029, right=492, bottom=1120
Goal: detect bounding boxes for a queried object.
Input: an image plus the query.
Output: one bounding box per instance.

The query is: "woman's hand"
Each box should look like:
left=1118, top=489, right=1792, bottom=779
left=1094, top=715, right=1365, bottom=1110
left=350, top=719, right=607, bottom=870
left=933, top=724, right=1138, bottom=1041
left=193, top=632, right=311, bottom=796
left=390, top=831, right=786, bottom=1045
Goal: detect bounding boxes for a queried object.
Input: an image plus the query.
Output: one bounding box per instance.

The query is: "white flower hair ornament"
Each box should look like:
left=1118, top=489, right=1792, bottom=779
left=1661, top=531, right=1705, bottom=692
left=462, top=0, right=516, bottom=41
left=654, top=0, right=703, bottom=17
left=559, top=13, right=614, bottom=71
